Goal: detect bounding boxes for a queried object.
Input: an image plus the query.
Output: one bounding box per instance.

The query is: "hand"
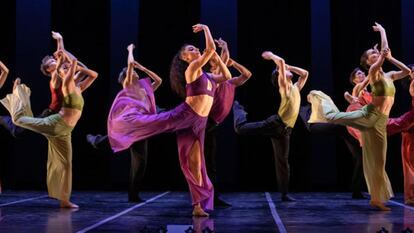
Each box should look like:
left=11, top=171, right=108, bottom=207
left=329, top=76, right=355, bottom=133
left=127, top=44, right=135, bottom=51
left=373, top=43, right=379, bottom=53
left=381, top=47, right=391, bottom=59
left=261, top=51, right=274, bottom=60
left=192, top=24, right=207, bottom=33
left=133, top=61, right=144, bottom=70
left=214, top=38, right=228, bottom=49
left=51, top=31, right=63, bottom=40
left=372, top=22, right=385, bottom=32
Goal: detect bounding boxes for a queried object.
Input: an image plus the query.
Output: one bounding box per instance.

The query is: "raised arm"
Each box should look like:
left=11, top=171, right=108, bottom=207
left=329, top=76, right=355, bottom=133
left=352, top=77, right=370, bottom=97
left=227, top=58, right=252, bottom=86
left=384, top=50, right=411, bottom=81
left=209, top=52, right=232, bottom=83
left=215, top=38, right=230, bottom=65
left=75, top=66, right=98, bottom=92
left=52, top=31, right=87, bottom=68
left=186, top=24, right=216, bottom=76
left=0, top=61, right=9, bottom=89
left=368, top=48, right=387, bottom=81
left=262, top=51, right=287, bottom=90
left=288, top=64, right=309, bottom=91
left=61, top=58, right=78, bottom=96
left=134, top=61, right=162, bottom=91
left=373, top=22, right=388, bottom=51
left=122, top=43, right=136, bottom=88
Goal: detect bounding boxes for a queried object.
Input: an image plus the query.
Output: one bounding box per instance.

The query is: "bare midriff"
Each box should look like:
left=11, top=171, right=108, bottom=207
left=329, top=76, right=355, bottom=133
left=186, top=95, right=214, bottom=117
left=371, top=96, right=394, bottom=115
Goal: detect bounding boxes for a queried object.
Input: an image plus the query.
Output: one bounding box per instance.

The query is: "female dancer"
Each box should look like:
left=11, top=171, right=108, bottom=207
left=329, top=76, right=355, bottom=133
left=307, top=23, right=411, bottom=210
left=107, top=43, right=162, bottom=202
left=387, top=65, right=414, bottom=205
left=108, top=24, right=231, bottom=216
left=205, top=38, right=252, bottom=206
left=233, top=51, right=308, bottom=201
left=0, top=60, right=9, bottom=193
left=1, top=51, right=98, bottom=208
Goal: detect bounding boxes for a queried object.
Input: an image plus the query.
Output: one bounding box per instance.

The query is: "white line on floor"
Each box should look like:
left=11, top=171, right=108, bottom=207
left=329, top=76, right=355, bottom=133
left=76, top=191, right=170, bottom=233
left=265, top=192, right=287, bottom=233
left=389, top=200, right=414, bottom=211
left=0, top=195, right=48, bottom=207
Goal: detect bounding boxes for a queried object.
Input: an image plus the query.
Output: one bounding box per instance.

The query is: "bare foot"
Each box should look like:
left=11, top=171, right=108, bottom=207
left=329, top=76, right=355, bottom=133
left=60, top=200, right=79, bottom=209
left=369, top=200, right=391, bottom=211
left=192, top=205, right=209, bottom=217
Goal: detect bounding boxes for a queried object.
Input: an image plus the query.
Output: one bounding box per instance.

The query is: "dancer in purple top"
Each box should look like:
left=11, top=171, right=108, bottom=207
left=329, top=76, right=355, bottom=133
left=108, top=24, right=231, bottom=216
left=205, top=38, right=252, bottom=207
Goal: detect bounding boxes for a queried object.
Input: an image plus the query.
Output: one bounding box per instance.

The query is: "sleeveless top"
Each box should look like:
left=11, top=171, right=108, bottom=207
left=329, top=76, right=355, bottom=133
left=278, top=83, right=301, bottom=128
left=186, top=72, right=216, bottom=97
left=62, top=93, right=84, bottom=111
left=49, top=82, right=63, bottom=113
left=370, top=73, right=396, bottom=97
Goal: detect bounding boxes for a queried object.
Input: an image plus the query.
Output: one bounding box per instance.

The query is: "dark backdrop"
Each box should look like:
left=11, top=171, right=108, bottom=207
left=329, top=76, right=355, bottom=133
left=0, top=0, right=413, bottom=193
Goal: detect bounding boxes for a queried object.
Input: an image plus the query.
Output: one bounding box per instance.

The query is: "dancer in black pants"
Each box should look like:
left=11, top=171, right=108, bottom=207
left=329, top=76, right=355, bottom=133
left=234, top=51, right=309, bottom=201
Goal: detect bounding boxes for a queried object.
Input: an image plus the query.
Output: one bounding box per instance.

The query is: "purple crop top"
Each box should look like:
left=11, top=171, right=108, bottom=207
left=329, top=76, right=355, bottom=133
left=186, top=72, right=216, bottom=97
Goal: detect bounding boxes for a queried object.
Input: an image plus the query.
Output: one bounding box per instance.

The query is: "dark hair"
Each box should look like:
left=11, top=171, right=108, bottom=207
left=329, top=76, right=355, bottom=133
left=118, top=67, right=128, bottom=85
left=169, top=45, right=189, bottom=99
left=40, top=55, right=54, bottom=77
left=270, top=67, right=279, bottom=87
left=360, top=50, right=371, bottom=71
left=349, top=67, right=362, bottom=85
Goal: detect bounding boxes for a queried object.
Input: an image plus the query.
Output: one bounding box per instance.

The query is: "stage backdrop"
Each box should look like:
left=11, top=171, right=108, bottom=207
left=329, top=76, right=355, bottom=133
left=0, top=0, right=413, bottom=193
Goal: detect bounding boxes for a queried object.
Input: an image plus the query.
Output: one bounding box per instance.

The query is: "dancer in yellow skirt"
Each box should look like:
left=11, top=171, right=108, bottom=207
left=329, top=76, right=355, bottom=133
left=308, top=23, right=411, bottom=210
left=1, top=51, right=97, bottom=208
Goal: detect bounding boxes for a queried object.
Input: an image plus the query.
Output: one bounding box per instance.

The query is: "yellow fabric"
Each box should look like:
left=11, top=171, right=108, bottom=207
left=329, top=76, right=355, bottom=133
left=62, top=92, right=84, bottom=111
left=370, top=75, right=396, bottom=97
left=278, top=83, right=301, bottom=128
left=1, top=84, right=74, bottom=201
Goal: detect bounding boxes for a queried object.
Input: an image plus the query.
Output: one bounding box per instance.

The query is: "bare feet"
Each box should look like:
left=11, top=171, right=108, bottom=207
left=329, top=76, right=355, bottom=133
left=369, top=200, right=391, bottom=211
left=192, top=205, right=209, bottom=217
left=60, top=200, right=79, bottom=209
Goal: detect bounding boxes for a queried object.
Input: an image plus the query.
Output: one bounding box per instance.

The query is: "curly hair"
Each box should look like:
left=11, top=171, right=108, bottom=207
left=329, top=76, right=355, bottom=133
left=349, top=67, right=363, bottom=85
left=169, top=45, right=189, bottom=100
left=40, top=55, right=54, bottom=77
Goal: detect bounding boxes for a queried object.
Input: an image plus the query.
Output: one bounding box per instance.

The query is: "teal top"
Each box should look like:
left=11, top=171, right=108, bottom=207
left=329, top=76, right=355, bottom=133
left=62, top=93, right=84, bottom=111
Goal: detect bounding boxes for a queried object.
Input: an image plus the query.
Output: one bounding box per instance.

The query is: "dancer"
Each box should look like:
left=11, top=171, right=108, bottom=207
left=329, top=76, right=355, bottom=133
left=1, top=51, right=98, bottom=208
left=205, top=38, right=252, bottom=207
left=108, top=24, right=231, bottom=216
left=0, top=60, right=9, bottom=193
left=387, top=64, right=414, bottom=205
left=307, top=23, right=411, bottom=210
left=233, top=51, right=309, bottom=201
left=106, top=43, right=162, bottom=202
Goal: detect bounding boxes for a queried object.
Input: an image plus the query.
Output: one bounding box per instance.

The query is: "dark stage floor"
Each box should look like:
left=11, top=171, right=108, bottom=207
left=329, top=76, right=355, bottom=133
left=0, top=191, right=413, bottom=233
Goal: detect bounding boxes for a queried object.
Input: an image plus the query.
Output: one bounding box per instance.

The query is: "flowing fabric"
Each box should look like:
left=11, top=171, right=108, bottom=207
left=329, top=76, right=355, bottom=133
left=209, top=81, right=236, bottom=124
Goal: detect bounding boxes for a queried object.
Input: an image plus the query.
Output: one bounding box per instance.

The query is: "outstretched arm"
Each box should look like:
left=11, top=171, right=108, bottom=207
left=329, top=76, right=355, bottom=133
left=134, top=61, right=162, bottom=91
left=75, top=66, right=98, bottom=92
left=227, top=59, right=252, bottom=86
left=62, top=58, right=78, bottom=96
left=373, top=22, right=388, bottom=50
left=0, top=61, right=9, bottom=89
left=384, top=51, right=411, bottom=81
left=123, top=43, right=136, bottom=88
left=52, top=31, right=87, bottom=68
left=187, top=24, right=216, bottom=76
left=262, top=51, right=287, bottom=89
left=288, top=65, right=309, bottom=91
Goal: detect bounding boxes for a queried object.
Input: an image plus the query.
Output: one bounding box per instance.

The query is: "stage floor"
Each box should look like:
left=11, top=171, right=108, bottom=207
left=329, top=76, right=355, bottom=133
left=0, top=191, right=413, bottom=232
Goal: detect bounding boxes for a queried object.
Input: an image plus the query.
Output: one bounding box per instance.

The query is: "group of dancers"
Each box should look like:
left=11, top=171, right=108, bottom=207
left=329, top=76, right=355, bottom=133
left=0, top=22, right=413, bottom=216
